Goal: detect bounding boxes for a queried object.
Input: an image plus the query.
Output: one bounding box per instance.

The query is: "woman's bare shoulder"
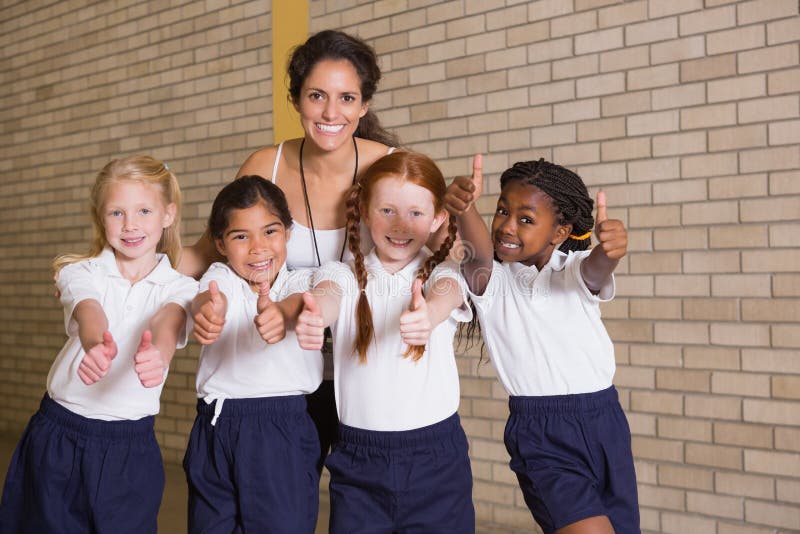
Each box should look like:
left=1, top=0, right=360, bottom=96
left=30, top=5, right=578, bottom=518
left=355, top=137, right=401, bottom=165
left=237, top=139, right=302, bottom=178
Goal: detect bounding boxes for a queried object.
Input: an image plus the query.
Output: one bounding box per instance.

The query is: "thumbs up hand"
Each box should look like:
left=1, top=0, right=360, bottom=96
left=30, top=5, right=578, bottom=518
left=254, top=281, right=286, bottom=344
left=444, top=154, right=483, bottom=216
left=296, top=292, right=324, bottom=350
left=593, top=191, right=627, bottom=261
left=78, top=331, right=117, bottom=385
left=193, top=281, right=227, bottom=345
left=134, top=330, right=167, bottom=388
left=399, top=279, right=432, bottom=347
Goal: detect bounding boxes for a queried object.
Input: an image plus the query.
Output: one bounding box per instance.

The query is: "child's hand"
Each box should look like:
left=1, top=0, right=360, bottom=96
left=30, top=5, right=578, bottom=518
left=399, top=279, right=432, bottom=347
left=296, top=292, right=324, bottom=350
left=594, top=191, right=627, bottom=260
left=134, top=330, right=166, bottom=388
left=444, top=154, right=483, bottom=216
left=193, top=281, right=226, bottom=345
left=254, top=281, right=286, bottom=344
left=78, top=331, right=117, bottom=385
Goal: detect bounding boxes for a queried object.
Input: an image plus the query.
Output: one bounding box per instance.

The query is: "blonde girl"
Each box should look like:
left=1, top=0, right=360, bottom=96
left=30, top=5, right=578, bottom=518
left=296, top=151, right=475, bottom=533
left=0, top=155, right=198, bottom=534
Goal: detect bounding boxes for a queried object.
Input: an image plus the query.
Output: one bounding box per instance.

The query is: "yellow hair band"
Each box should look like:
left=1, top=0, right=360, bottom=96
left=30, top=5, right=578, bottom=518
left=569, top=230, right=592, bottom=241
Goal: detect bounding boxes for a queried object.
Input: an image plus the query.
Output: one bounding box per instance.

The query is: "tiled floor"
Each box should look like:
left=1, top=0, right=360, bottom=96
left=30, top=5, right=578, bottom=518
left=0, top=433, right=329, bottom=533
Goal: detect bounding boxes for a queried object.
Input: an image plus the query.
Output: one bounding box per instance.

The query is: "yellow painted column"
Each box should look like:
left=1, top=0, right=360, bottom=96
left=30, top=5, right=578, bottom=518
left=272, top=0, right=309, bottom=143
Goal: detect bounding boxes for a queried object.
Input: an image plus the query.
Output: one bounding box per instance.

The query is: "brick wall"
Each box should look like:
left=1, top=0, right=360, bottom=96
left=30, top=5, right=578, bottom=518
left=1, top=1, right=798, bottom=532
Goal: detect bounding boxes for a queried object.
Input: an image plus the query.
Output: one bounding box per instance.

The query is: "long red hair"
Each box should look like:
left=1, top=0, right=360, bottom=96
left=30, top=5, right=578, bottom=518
left=345, top=151, right=458, bottom=363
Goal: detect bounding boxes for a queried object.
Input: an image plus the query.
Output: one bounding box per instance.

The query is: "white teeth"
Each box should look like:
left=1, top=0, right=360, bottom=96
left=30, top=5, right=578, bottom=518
left=317, top=123, right=344, bottom=133
left=249, top=259, right=272, bottom=268
left=387, top=237, right=411, bottom=245
left=122, top=237, right=144, bottom=244
left=498, top=240, right=519, bottom=249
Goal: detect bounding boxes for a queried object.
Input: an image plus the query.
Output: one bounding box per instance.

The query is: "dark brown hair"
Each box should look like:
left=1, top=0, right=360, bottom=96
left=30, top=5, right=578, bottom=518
left=287, top=30, right=399, bottom=147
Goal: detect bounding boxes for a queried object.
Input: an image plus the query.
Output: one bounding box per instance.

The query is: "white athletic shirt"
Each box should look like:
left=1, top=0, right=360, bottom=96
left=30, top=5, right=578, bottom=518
left=48, top=248, right=198, bottom=420
left=469, top=249, right=616, bottom=397
left=315, top=248, right=472, bottom=431
left=271, top=141, right=394, bottom=379
left=195, top=263, right=322, bottom=423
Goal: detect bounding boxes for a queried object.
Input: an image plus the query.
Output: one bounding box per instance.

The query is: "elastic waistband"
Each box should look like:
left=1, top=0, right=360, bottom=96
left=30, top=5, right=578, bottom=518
left=197, top=395, right=307, bottom=417
left=40, top=394, right=154, bottom=438
left=338, top=413, right=462, bottom=449
left=509, top=386, right=619, bottom=414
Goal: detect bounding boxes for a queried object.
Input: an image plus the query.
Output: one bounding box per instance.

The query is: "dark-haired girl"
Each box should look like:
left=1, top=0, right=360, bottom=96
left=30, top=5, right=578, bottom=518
left=295, top=152, right=475, bottom=533
left=180, top=29, right=401, bottom=475
left=445, top=157, right=639, bottom=534
left=183, top=176, right=322, bottom=533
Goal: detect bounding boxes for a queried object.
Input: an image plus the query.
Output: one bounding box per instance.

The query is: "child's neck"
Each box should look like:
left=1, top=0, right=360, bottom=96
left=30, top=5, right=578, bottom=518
left=374, top=246, right=424, bottom=274
left=115, top=253, right=159, bottom=284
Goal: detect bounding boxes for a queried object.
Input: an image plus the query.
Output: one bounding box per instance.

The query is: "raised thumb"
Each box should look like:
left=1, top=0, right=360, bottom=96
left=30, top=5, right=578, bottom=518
left=595, top=190, right=608, bottom=225
left=410, top=279, right=425, bottom=311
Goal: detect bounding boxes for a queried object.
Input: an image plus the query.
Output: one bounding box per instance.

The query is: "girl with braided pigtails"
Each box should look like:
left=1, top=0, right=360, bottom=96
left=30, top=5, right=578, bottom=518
left=295, top=151, right=475, bottom=533
left=445, top=157, right=640, bottom=534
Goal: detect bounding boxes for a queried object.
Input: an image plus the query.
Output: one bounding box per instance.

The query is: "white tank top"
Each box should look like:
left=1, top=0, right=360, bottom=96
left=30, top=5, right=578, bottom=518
left=271, top=141, right=394, bottom=270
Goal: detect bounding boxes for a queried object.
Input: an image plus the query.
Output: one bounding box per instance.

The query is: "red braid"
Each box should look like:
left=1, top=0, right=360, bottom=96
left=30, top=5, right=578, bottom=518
left=345, top=183, right=375, bottom=363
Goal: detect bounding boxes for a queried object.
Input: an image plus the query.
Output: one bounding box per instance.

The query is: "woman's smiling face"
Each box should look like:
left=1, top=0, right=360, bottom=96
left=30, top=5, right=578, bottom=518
left=294, top=58, right=369, bottom=152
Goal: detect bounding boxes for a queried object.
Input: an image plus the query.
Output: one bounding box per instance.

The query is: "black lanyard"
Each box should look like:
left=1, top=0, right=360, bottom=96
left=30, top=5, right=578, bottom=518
left=298, top=136, right=359, bottom=266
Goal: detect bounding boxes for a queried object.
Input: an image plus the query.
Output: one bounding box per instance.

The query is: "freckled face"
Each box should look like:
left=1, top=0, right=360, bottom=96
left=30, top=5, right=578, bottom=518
left=491, top=182, right=569, bottom=270
left=215, top=201, right=290, bottom=290
left=294, top=59, right=369, bottom=152
left=363, top=177, right=446, bottom=273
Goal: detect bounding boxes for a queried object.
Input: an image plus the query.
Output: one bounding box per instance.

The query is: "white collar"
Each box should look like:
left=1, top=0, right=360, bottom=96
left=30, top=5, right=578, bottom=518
left=363, top=247, right=430, bottom=278
left=89, top=247, right=175, bottom=285
left=226, top=262, right=290, bottom=299
left=507, top=248, right=568, bottom=276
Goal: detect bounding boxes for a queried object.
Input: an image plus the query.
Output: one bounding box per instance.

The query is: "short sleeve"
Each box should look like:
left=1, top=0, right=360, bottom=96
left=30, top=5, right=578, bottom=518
left=57, top=260, right=103, bottom=336
left=278, top=268, right=316, bottom=299
left=314, top=261, right=357, bottom=295
left=428, top=259, right=473, bottom=323
left=567, top=250, right=615, bottom=302
left=163, top=273, right=199, bottom=349
left=199, top=263, right=237, bottom=297
left=466, top=261, right=505, bottom=316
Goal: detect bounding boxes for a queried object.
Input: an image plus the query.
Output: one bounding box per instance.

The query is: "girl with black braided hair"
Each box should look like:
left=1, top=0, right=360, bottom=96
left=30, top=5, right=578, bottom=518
left=445, top=157, right=639, bottom=534
left=294, top=151, right=475, bottom=533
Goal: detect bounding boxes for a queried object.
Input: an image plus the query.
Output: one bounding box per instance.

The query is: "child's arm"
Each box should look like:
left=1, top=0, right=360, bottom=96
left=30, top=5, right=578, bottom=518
left=444, top=155, right=494, bottom=295
left=74, top=299, right=117, bottom=385
left=295, top=281, right=342, bottom=350
left=192, top=281, right=228, bottom=345
left=400, top=277, right=464, bottom=346
left=581, top=191, right=628, bottom=293
left=134, top=302, right=187, bottom=388
left=178, top=229, right=224, bottom=280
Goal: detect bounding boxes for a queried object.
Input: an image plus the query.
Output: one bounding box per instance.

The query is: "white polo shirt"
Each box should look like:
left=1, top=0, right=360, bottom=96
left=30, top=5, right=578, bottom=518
left=317, top=249, right=471, bottom=432
left=469, top=249, right=616, bottom=397
left=48, top=248, right=198, bottom=420
left=195, top=262, right=322, bottom=411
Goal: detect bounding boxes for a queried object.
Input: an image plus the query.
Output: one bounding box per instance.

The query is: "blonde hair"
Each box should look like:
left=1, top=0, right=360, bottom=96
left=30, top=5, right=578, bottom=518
left=53, top=155, right=182, bottom=274
left=345, top=151, right=457, bottom=363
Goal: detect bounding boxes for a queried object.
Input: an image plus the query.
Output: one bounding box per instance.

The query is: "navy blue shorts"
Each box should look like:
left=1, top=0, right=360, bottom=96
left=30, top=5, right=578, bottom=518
left=183, top=395, right=320, bottom=534
left=326, top=413, right=475, bottom=534
left=504, top=386, right=640, bottom=534
left=0, top=394, right=163, bottom=534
